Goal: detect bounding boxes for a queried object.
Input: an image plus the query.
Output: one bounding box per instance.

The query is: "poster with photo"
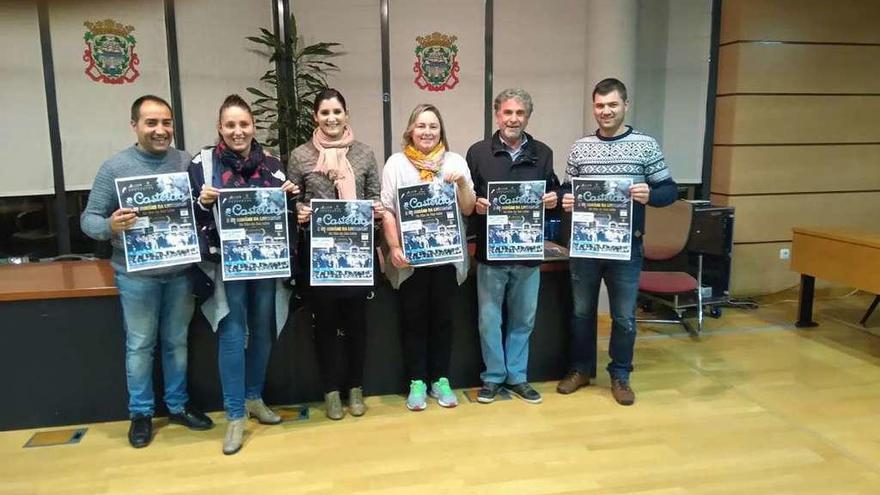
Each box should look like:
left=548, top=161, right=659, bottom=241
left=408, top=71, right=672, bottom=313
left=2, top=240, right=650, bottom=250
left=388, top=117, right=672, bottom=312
left=397, top=181, right=463, bottom=266
left=309, top=199, right=374, bottom=286
left=569, top=177, right=633, bottom=260
left=217, top=188, right=291, bottom=281
left=115, top=172, right=200, bottom=272
left=486, top=180, right=546, bottom=261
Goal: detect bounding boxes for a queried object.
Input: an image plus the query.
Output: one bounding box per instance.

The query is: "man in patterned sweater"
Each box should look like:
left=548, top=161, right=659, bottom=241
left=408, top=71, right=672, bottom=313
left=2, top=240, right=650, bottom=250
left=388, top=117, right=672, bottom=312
left=557, top=78, right=677, bottom=405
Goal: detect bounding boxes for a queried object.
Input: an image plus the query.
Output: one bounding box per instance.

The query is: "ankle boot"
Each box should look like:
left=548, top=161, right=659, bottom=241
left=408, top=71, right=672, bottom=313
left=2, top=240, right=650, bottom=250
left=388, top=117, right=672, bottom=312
left=246, top=398, right=282, bottom=425
left=349, top=387, right=366, bottom=417
left=325, top=391, right=345, bottom=420
left=223, top=418, right=246, bottom=455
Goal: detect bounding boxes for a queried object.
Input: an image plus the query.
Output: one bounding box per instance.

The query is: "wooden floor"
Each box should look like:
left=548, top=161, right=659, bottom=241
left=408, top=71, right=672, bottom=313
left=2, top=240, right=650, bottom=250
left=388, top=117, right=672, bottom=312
left=3, top=291, right=880, bottom=494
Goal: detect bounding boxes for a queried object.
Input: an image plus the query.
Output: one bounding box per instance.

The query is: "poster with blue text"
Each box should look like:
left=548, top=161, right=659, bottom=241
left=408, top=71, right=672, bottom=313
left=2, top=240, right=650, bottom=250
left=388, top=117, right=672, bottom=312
left=486, top=181, right=546, bottom=261
left=397, top=181, right=463, bottom=267
left=310, top=199, right=374, bottom=286
left=115, top=172, right=200, bottom=272
left=217, top=188, right=291, bottom=281
left=569, top=177, right=633, bottom=260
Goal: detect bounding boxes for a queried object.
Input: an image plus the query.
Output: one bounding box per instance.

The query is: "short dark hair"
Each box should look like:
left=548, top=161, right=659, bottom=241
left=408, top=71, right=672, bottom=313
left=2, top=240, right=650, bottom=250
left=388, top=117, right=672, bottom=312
left=312, top=88, right=348, bottom=115
left=592, top=78, right=628, bottom=102
left=130, top=95, right=172, bottom=122
left=218, top=94, right=253, bottom=121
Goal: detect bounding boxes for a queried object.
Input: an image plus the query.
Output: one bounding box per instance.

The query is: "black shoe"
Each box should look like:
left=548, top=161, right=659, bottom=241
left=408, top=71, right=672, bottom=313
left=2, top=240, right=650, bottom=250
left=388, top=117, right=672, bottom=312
left=477, top=382, right=502, bottom=404
left=128, top=414, right=153, bottom=448
left=506, top=382, right=543, bottom=404
left=168, top=404, right=214, bottom=430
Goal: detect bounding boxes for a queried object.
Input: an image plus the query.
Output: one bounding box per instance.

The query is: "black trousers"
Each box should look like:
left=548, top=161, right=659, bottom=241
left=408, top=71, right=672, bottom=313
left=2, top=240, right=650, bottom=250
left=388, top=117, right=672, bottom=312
left=310, top=289, right=368, bottom=394
left=398, top=264, right=457, bottom=384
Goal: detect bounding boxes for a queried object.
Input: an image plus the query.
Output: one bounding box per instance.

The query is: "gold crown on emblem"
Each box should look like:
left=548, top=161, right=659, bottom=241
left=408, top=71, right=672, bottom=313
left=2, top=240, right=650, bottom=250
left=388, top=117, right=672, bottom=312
left=417, top=32, right=457, bottom=48
left=84, top=19, right=135, bottom=37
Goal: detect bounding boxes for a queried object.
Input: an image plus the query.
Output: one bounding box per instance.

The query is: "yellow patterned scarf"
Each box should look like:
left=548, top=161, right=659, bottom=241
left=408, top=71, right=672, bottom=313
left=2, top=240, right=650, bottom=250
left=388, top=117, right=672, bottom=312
left=404, top=143, right=446, bottom=182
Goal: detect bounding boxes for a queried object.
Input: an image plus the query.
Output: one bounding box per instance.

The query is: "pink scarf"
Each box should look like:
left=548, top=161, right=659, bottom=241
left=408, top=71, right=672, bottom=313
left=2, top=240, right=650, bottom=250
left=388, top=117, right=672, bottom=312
left=312, top=126, right=357, bottom=199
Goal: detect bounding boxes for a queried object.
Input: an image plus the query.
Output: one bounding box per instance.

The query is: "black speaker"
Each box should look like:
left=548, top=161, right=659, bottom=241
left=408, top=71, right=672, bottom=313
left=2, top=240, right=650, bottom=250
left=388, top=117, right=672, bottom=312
left=687, top=204, right=734, bottom=299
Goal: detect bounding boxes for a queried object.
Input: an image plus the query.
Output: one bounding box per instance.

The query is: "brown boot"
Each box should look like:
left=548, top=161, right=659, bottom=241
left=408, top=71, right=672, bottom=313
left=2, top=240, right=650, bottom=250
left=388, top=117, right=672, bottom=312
left=610, top=378, right=635, bottom=406
left=556, top=370, right=590, bottom=394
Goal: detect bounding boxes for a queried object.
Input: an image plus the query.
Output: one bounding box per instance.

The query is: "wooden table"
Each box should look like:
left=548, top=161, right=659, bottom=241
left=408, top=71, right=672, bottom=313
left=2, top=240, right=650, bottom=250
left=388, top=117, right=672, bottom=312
left=791, top=227, right=880, bottom=327
left=0, top=258, right=575, bottom=430
left=0, top=259, right=117, bottom=301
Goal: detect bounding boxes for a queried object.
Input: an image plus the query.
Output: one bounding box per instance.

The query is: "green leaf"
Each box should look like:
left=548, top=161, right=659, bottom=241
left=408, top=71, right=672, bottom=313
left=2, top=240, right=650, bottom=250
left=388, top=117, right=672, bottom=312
left=246, top=87, right=272, bottom=99
left=259, top=28, right=275, bottom=40
left=245, top=36, right=272, bottom=47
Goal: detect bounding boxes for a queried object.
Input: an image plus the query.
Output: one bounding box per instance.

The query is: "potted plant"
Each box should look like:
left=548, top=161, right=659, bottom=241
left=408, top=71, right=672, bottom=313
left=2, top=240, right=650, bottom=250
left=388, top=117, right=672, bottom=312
left=246, top=14, right=341, bottom=162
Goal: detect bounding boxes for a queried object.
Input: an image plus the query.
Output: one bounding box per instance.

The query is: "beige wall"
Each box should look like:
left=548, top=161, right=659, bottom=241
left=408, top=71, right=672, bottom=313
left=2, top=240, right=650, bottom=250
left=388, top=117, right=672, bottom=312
left=493, top=0, right=586, bottom=180
left=176, top=0, right=273, bottom=153
left=1, top=0, right=714, bottom=197
left=388, top=0, right=485, bottom=160
left=0, top=0, right=53, bottom=197
left=294, top=0, right=384, bottom=162
left=51, top=0, right=171, bottom=191
left=711, top=0, right=880, bottom=295
left=635, top=0, right=711, bottom=184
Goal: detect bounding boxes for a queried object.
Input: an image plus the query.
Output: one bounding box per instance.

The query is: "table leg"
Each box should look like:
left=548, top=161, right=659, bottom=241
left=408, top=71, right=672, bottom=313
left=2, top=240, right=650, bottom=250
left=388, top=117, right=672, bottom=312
left=860, top=295, right=879, bottom=327
left=795, top=274, right=818, bottom=328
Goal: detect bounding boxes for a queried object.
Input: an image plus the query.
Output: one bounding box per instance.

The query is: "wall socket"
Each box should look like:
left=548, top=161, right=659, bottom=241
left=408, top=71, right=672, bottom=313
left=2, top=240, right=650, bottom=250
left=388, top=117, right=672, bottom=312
left=779, top=248, right=790, bottom=260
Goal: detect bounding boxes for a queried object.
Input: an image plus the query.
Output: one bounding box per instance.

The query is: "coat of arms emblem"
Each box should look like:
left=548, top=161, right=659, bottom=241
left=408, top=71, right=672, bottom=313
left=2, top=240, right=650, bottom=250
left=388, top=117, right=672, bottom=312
left=413, top=32, right=460, bottom=92
left=83, top=19, right=140, bottom=84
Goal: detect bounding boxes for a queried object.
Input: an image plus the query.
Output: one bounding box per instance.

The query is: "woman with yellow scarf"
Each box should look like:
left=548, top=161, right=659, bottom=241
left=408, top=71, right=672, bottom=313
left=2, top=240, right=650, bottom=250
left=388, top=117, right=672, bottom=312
left=380, top=103, right=476, bottom=411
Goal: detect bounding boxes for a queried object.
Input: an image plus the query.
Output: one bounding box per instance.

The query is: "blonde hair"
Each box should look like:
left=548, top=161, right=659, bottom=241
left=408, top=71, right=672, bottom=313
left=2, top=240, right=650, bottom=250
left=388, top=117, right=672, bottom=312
left=401, top=103, right=449, bottom=150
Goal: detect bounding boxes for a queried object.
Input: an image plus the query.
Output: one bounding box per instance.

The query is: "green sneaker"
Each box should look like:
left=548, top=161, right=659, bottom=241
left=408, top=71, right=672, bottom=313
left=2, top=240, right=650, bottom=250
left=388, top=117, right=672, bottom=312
left=406, top=380, right=427, bottom=411
left=430, top=377, right=458, bottom=408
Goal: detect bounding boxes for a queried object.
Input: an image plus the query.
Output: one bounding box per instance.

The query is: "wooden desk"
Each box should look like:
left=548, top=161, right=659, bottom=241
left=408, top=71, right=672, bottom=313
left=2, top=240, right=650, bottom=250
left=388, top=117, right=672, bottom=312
left=0, top=258, right=573, bottom=430
left=0, top=260, right=117, bottom=301
left=791, top=227, right=880, bottom=327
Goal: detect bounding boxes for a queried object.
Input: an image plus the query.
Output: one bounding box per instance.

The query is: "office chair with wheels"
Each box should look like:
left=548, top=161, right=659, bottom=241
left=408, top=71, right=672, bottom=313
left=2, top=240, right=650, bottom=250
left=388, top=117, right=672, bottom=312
left=637, top=199, right=704, bottom=335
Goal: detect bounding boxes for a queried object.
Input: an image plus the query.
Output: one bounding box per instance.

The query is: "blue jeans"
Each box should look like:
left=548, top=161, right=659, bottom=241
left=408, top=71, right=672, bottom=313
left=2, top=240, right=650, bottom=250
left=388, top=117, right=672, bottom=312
left=218, top=279, right=275, bottom=420
left=115, top=271, right=194, bottom=417
left=477, top=263, right=540, bottom=385
left=569, top=244, right=643, bottom=380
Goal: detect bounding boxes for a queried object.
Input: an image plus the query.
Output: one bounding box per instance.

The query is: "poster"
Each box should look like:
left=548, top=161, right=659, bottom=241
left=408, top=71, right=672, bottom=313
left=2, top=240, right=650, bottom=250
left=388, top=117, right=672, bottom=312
left=397, top=181, right=463, bottom=266
left=115, top=172, right=200, bottom=272
left=217, top=188, right=291, bottom=281
left=569, top=177, right=633, bottom=260
left=486, top=181, right=545, bottom=261
left=309, top=199, right=374, bottom=286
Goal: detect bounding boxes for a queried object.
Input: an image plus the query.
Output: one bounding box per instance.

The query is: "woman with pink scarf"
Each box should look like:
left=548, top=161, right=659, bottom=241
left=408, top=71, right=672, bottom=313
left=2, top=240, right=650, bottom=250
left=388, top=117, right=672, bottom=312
left=287, top=88, right=383, bottom=420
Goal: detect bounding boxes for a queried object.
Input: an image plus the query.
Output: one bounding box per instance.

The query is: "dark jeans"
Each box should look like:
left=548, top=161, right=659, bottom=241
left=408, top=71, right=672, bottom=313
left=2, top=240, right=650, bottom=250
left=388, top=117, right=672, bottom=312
left=399, top=264, right=457, bottom=384
left=568, top=245, right=643, bottom=380
left=310, top=290, right=368, bottom=394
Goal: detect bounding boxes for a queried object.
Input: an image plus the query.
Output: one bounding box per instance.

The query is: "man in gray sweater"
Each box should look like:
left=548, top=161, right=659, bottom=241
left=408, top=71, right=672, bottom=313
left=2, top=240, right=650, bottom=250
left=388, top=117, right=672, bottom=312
left=81, top=95, right=213, bottom=448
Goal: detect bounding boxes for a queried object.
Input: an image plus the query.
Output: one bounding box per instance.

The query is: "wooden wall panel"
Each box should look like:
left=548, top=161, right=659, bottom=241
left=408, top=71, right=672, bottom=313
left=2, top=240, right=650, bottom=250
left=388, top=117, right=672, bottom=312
left=714, top=0, right=880, bottom=297
left=729, top=242, right=839, bottom=295
left=720, top=0, right=880, bottom=44
left=711, top=192, right=880, bottom=243
left=711, top=145, right=880, bottom=195
left=729, top=242, right=797, bottom=295
left=714, top=96, right=880, bottom=145
left=717, top=44, right=880, bottom=95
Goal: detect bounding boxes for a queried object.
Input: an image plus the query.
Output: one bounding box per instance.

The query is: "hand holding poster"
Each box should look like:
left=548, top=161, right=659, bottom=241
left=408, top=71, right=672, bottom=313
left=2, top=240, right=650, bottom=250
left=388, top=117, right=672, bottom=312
left=486, top=181, right=546, bottom=261
left=217, top=188, right=291, bottom=281
left=310, top=199, right=374, bottom=286
left=115, top=172, right=200, bottom=272
left=397, top=181, right=464, bottom=267
left=569, top=177, right=633, bottom=260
